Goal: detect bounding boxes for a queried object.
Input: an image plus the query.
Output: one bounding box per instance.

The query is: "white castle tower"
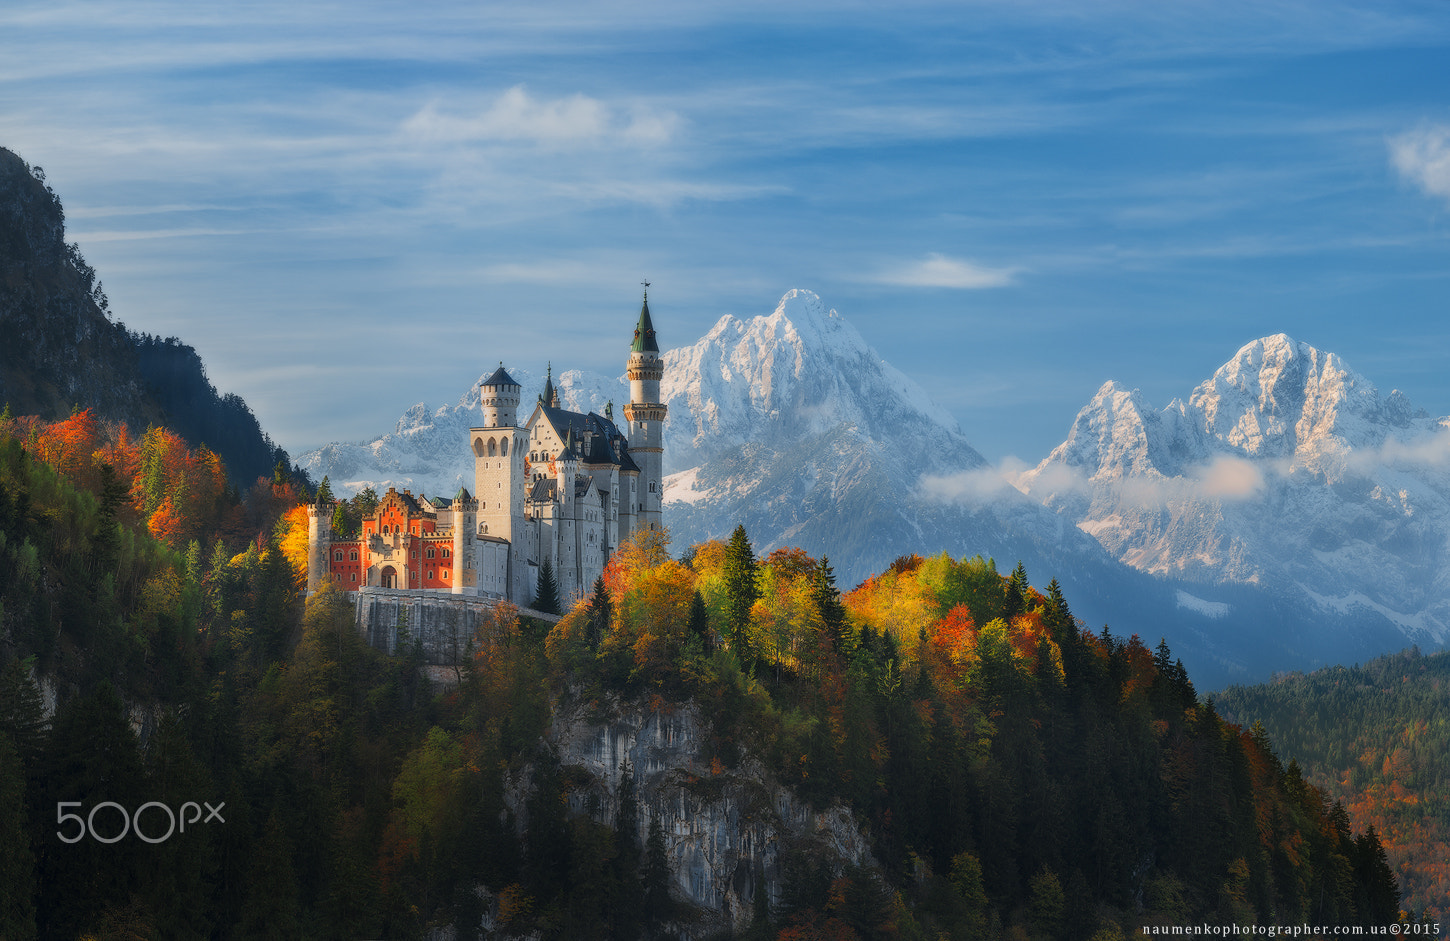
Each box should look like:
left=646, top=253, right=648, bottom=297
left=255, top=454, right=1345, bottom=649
left=473, top=364, right=527, bottom=551
left=623, top=286, right=666, bottom=532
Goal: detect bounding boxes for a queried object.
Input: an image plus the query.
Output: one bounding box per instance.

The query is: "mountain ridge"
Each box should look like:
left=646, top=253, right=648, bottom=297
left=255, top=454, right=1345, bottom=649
left=1022, top=332, right=1450, bottom=648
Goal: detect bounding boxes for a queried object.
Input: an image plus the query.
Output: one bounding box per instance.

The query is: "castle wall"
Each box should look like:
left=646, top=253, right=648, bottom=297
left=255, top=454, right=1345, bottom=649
left=352, top=589, right=560, bottom=664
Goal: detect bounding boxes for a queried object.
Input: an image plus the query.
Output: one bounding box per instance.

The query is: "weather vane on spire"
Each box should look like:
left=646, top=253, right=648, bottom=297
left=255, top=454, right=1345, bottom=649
left=642, top=280, right=650, bottom=300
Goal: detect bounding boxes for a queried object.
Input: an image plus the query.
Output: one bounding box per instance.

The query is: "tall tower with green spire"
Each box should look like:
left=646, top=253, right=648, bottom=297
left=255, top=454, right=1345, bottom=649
left=623, top=283, right=666, bottom=533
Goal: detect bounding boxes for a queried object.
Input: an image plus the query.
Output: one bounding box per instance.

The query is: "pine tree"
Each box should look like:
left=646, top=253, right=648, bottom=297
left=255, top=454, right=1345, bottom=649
left=588, top=576, right=611, bottom=649
left=534, top=557, right=561, bottom=615
left=723, top=525, right=759, bottom=660
left=811, top=556, right=849, bottom=652
left=315, top=474, right=334, bottom=505
left=1005, top=561, right=1030, bottom=620
left=37, top=682, right=147, bottom=940
left=688, top=589, right=712, bottom=654
left=612, top=760, right=644, bottom=938
left=0, top=656, right=48, bottom=774
left=354, top=485, right=379, bottom=518
left=643, top=814, right=672, bottom=930
left=330, top=501, right=349, bottom=538
left=0, top=732, right=37, bottom=941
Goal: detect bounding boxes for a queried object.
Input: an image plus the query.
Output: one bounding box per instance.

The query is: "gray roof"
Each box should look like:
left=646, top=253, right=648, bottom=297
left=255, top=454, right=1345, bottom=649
left=482, top=364, right=520, bottom=388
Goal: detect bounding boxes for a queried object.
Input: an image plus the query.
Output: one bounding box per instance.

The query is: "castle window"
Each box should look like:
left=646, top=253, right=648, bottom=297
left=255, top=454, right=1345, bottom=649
left=350, top=550, right=358, bottom=561
left=427, top=548, right=435, bottom=559
left=443, top=548, right=450, bottom=558
left=501, top=438, right=508, bottom=456
left=428, top=570, right=434, bottom=580
left=443, top=569, right=449, bottom=579
left=334, top=550, right=343, bottom=562
left=351, top=573, right=358, bottom=582
left=649, top=481, right=656, bottom=493
left=488, top=437, right=498, bottom=456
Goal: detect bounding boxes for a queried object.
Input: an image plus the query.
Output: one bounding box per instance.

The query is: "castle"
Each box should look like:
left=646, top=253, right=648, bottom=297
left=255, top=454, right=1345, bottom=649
left=306, top=292, right=665, bottom=607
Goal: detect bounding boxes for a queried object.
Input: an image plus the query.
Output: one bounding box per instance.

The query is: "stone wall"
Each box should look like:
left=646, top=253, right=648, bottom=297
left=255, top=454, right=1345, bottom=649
left=350, top=588, right=559, bottom=666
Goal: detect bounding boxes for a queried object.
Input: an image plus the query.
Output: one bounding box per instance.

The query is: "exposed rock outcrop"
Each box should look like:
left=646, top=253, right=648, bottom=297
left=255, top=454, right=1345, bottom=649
left=504, top=694, right=875, bottom=937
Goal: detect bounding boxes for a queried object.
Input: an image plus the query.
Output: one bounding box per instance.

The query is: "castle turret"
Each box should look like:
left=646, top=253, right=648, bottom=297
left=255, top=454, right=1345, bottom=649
left=481, top=362, right=520, bottom=428
left=623, top=286, right=666, bottom=532
left=451, top=486, right=477, bottom=595
left=306, top=502, right=332, bottom=594
left=473, top=365, right=527, bottom=550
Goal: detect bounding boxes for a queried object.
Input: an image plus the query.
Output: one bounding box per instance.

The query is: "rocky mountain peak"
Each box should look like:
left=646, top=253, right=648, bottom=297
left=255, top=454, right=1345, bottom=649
left=1188, top=334, right=1399, bottom=458
left=662, top=289, right=975, bottom=475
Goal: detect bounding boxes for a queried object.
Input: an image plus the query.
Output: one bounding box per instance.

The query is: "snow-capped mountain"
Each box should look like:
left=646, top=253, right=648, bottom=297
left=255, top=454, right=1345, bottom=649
left=1020, top=334, right=1450, bottom=647
left=657, top=290, right=1126, bottom=585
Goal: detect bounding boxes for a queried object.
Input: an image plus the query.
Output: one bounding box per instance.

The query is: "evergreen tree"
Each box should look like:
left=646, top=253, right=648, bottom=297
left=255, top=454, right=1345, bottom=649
left=1354, top=826, right=1401, bottom=925
left=330, top=501, right=349, bottom=538
left=723, top=525, right=759, bottom=660
left=534, top=557, right=561, bottom=615
left=688, top=589, right=712, bottom=654
left=1004, top=561, right=1030, bottom=620
left=240, top=812, right=303, bottom=939
left=0, top=732, right=37, bottom=940
left=643, top=814, right=672, bottom=930
left=354, top=485, right=380, bottom=518
left=612, top=760, right=644, bottom=938
left=315, top=474, right=334, bottom=505
left=588, top=576, right=612, bottom=649
left=811, top=556, right=850, bottom=652
left=0, top=656, right=48, bottom=774
left=37, top=682, right=148, bottom=940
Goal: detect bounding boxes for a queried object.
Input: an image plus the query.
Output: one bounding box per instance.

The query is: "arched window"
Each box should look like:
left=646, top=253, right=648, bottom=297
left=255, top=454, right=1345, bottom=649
left=349, top=550, right=358, bottom=561
left=473, top=437, right=486, bottom=457
left=488, top=437, right=498, bottom=456
left=334, top=550, right=343, bottom=562
left=649, top=481, right=656, bottom=493
left=427, top=548, right=435, bottom=559
left=501, top=438, right=509, bottom=456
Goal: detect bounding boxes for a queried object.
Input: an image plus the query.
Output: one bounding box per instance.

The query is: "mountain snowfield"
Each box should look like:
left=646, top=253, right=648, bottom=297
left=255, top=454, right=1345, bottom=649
left=1019, top=334, right=1450, bottom=646
left=299, top=296, right=1446, bottom=687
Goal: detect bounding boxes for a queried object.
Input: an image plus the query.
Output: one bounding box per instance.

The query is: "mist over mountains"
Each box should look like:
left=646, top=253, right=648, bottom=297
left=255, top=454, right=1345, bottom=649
left=299, top=290, right=1447, bottom=689
left=1020, top=334, right=1450, bottom=647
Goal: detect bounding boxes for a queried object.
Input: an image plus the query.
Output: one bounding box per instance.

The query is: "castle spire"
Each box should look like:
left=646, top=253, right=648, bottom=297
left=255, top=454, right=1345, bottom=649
left=632, top=283, right=659, bottom=353
left=540, top=362, right=555, bottom=406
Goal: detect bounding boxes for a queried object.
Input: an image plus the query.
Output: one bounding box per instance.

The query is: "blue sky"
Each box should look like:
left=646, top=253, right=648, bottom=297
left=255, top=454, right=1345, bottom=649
left=3, top=1, right=1449, bottom=464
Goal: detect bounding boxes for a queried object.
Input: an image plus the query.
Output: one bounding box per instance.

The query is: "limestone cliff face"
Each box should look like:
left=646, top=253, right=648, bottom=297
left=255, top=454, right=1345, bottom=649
left=507, top=695, right=875, bottom=935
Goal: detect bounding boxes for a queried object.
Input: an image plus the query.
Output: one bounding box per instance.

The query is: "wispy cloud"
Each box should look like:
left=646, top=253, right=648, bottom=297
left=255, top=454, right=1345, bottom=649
left=873, top=253, right=1021, bottom=289
left=922, top=452, right=1268, bottom=509
left=402, top=85, right=678, bottom=148
left=1390, top=124, right=1450, bottom=207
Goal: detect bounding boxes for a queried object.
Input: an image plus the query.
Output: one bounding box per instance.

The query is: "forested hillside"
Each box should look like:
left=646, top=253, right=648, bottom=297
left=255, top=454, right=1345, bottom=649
left=1218, top=649, right=1450, bottom=918
left=0, top=146, right=286, bottom=485
left=0, top=406, right=1408, bottom=939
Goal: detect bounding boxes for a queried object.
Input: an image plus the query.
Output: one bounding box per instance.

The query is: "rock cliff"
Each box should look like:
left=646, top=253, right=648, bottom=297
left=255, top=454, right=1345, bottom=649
left=499, top=694, right=875, bottom=937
